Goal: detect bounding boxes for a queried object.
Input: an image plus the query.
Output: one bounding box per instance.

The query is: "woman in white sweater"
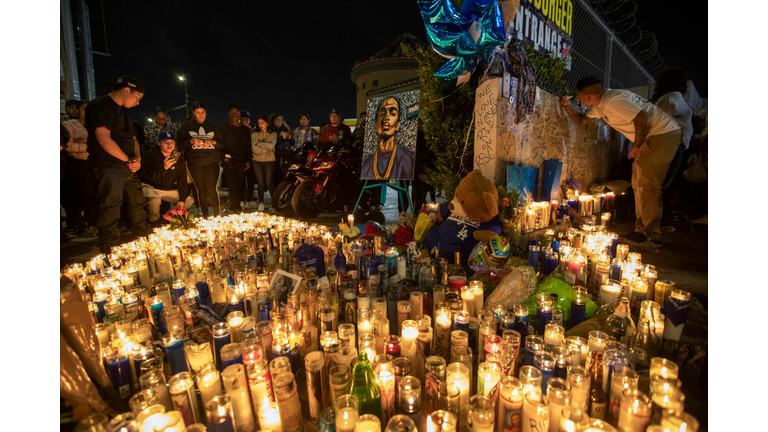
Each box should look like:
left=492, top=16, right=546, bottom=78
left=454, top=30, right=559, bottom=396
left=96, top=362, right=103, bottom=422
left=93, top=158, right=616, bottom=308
left=251, top=115, right=278, bottom=211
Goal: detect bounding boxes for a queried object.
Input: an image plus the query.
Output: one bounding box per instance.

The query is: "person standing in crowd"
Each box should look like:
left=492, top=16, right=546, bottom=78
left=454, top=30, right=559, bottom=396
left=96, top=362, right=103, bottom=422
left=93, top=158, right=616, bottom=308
left=251, top=115, right=277, bottom=212
left=65, top=99, right=80, bottom=119
left=292, top=113, right=318, bottom=150
left=143, top=106, right=176, bottom=149
left=178, top=101, right=225, bottom=218
left=240, top=110, right=253, bottom=131
left=650, top=69, right=694, bottom=232
left=140, top=131, right=194, bottom=225
left=561, top=76, right=681, bottom=245
left=319, top=108, right=352, bottom=147
left=221, top=104, right=252, bottom=213
left=84, top=76, right=150, bottom=253
left=62, top=100, right=98, bottom=234
left=351, top=110, right=367, bottom=154
left=240, top=110, right=257, bottom=209
left=270, top=112, right=293, bottom=186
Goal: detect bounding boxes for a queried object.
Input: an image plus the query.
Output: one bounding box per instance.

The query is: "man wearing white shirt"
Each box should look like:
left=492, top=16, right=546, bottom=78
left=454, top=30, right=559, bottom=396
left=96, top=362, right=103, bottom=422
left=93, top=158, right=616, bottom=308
left=560, top=76, right=681, bottom=244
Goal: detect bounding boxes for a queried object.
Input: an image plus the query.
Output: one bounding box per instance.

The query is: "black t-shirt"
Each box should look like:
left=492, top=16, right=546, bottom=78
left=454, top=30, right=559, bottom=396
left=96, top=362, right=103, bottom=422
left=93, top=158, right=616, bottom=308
left=221, top=123, right=252, bottom=163
left=85, top=94, right=137, bottom=165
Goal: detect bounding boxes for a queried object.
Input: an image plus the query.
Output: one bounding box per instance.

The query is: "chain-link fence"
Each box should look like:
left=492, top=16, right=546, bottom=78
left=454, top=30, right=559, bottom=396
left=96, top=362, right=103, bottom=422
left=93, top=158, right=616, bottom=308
left=565, top=0, right=661, bottom=98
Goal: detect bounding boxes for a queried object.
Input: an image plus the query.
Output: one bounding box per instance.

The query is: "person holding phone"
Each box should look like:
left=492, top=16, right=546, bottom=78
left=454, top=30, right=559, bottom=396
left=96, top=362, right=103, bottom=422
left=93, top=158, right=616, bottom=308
left=140, top=131, right=194, bottom=225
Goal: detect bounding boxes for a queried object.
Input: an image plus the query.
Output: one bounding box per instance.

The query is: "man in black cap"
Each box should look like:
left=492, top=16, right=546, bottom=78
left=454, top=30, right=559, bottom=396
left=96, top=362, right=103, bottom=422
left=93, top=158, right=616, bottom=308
left=85, top=76, right=150, bottom=253
left=65, top=99, right=80, bottom=120
left=240, top=110, right=253, bottom=132
left=319, top=108, right=352, bottom=147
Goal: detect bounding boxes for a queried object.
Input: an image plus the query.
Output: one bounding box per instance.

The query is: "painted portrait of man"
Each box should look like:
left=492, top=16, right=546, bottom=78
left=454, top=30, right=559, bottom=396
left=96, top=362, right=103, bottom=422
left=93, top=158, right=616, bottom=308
left=361, top=94, right=417, bottom=180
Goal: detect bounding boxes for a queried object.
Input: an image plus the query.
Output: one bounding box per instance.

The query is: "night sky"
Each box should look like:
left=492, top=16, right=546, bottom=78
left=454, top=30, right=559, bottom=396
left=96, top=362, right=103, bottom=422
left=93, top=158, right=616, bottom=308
left=82, top=0, right=706, bottom=127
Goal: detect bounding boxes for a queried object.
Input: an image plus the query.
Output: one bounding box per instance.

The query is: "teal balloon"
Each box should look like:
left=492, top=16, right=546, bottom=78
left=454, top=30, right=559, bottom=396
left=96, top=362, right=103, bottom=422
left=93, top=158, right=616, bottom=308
left=417, top=0, right=477, bottom=58
left=417, top=0, right=506, bottom=84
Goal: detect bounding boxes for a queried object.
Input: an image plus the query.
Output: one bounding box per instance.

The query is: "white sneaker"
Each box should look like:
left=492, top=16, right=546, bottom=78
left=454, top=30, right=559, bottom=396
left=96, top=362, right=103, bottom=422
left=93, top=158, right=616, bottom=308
left=258, top=203, right=265, bottom=212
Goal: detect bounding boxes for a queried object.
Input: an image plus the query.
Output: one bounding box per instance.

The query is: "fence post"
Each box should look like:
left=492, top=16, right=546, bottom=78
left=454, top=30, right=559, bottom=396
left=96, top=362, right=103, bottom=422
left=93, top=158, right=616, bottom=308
left=604, top=34, right=613, bottom=87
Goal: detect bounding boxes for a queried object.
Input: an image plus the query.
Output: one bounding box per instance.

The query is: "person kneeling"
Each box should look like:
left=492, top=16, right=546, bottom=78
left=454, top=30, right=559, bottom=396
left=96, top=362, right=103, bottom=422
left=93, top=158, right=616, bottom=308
left=140, top=132, right=194, bottom=224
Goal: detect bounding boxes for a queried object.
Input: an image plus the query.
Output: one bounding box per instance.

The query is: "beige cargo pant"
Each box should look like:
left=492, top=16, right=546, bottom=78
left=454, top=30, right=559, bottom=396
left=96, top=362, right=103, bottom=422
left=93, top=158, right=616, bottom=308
left=632, top=129, right=682, bottom=240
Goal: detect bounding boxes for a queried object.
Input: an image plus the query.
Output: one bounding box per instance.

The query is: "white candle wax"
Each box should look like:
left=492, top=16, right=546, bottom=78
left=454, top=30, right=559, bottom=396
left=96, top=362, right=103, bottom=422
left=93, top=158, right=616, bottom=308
left=222, top=364, right=256, bottom=432
left=336, top=407, right=359, bottom=432
left=461, top=289, right=476, bottom=317
left=355, top=420, right=381, bottom=432
left=259, top=404, right=284, bottom=432
left=522, top=392, right=549, bottom=432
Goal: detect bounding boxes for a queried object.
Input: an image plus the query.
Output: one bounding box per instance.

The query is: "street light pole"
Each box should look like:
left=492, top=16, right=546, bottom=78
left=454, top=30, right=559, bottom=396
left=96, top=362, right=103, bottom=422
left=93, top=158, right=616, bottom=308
left=178, top=76, right=189, bottom=120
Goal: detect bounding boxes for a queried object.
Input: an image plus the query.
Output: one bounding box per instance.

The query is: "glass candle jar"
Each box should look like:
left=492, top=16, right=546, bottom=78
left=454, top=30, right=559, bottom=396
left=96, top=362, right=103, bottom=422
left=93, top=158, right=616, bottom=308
left=335, top=394, right=359, bottom=432
left=246, top=358, right=275, bottom=412
left=221, top=363, right=256, bottom=432
left=428, top=410, right=458, bottom=432
left=544, top=323, right=565, bottom=350
left=329, top=365, right=351, bottom=409
left=269, top=356, right=292, bottom=378
left=258, top=403, right=284, bottom=432
left=546, top=377, right=571, bottom=431
left=434, top=307, right=453, bottom=358
left=446, top=362, right=470, bottom=431
left=519, top=365, right=543, bottom=396
left=496, top=376, right=523, bottom=432
left=559, top=407, right=589, bottom=432
left=400, top=319, right=419, bottom=365
left=385, top=415, right=416, bottom=432
left=660, top=411, right=699, bottom=432
left=617, top=389, right=651, bottom=432
left=608, top=365, right=639, bottom=424
left=477, top=362, right=502, bottom=399
left=649, top=383, right=685, bottom=425
left=360, top=334, right=378, bottom=363
left=305, top=351, right=327, bottom=421
left=522, top=390, right=549, bottom=432
left=196, top=364, right=223, bottom=409
left=356, top=414, right=382, bottom=432
left=397, top=301, right=412, bottom=331
left=129, top=389, right=158, bottom=415
left=168, top=371, right=204, bottom=425
left=410, top=291, right=424, bottom=319
left=226, top=311, right=245, bottom=343
left=272, top=372, right=303, bottom=432
left=468, top=395, right=494, bottom=432
left=398, top=375, right=422, bottom=419
left=320, top=308, right=338, bottom=333
left=524, top=335, right=544, bottom=366
left=338, top=323, right=356, bottom=348
left=566, top=365, right=590, bottom=412
left=139, top=369, right=173, bottom=412
left=220, top=343, right=243, bottom=371
left=204, top=395, right=236, bottom=432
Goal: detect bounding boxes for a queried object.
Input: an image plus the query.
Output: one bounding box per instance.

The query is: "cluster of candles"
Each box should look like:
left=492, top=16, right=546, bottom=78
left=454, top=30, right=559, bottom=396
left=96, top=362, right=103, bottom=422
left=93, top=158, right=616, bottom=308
left=62, top=208, right=697, bottom=432
left=522, top=193, right=615, bottom=233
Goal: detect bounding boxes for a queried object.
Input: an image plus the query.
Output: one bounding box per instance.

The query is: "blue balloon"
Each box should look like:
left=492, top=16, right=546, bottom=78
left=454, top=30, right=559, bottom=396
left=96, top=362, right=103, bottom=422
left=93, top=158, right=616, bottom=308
left=417, top=0, right=506, bottom=84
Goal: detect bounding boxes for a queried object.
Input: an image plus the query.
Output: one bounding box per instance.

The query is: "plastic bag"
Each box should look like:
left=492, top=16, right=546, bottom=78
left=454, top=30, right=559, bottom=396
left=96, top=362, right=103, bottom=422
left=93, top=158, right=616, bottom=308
left=521, top=277, right=599, bottom=321
left=413, top=212, right=435, bottom=242
left=60, top=333, right=109, bottom=414
left=485, top=265, right=536, bottom=310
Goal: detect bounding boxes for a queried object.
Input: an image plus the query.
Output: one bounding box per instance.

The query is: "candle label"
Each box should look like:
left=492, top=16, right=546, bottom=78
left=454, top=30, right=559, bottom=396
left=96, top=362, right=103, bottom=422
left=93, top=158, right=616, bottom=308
left=248, top=371, right=275, bottom=406
left=424, top=371, right=440, bottom=413
left=307, top=369, right=324, bottom=421
left=171, top=388, right=199, bottom=426
left=499, top=395, right=523, bottom=432
left=590, top=401, right=607, bottom=419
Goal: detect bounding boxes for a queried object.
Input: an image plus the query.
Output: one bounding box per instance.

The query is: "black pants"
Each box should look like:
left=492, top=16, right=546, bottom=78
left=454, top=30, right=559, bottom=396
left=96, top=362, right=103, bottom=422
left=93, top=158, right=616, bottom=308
left=243, top=163, right=256, bottom=202
left=188, top=161, right=220, bottom=217
left=223, top=160, right=246, bottom=211
left=69, top=157, right=99, bottom=226
left=61, top=163, right=79, bottom=228
left=93, top=162, right=149, bottom=248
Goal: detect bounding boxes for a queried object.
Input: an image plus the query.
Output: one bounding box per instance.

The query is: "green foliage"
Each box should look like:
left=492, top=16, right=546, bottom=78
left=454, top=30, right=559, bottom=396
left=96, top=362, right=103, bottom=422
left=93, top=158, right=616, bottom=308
left=401, top=42, right=476, bottom=202
left=525, top=46, right=572, bottom=96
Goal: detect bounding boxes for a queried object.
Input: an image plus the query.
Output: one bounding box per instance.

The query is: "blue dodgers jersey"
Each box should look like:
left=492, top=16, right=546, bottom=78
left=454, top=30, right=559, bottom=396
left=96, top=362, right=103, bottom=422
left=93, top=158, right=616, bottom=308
left=424, top=202, right=502, bottom=263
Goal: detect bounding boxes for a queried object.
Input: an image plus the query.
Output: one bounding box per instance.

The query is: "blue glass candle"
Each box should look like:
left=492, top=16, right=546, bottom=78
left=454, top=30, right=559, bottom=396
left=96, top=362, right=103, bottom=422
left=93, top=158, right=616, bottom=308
left=524, top=335, right=544, bottom=366
left=149, top=296, right=166, bottom=336
left=212, top=322, right=231, bottom=371
left=219, top=344, right=244, bottom=371
left=93, top=293, right=108, bottom=323
left=132, top=347, right=155, bottom=373
left=609, top=258, right=623, bottom=281
left=551, top=239, right=560, bottom=254
left=610, top=235, right=619, bottom=258
left=228, top=294, right=245, bottom=314
left=453, top=310, right=470, bottom=332
left=492, top=305, right=507, bottom=320
left=543, top=249, right=559, bottom=275
left=497, top=313, right=515, bottom=334
left=535, top=351, right=555, bottom=394
left=570, top=289, right=587, bottom=329
left=205, top=395, right=236, bottom=432
left=163, top=328, right=189, bottom=375
left=528, top=245, right=540, bottom=272
left=258, top=301, right=272, bottom=321
left=172, top=280, right=187, bottom=306
left=105, top=350, right=132, bottom=398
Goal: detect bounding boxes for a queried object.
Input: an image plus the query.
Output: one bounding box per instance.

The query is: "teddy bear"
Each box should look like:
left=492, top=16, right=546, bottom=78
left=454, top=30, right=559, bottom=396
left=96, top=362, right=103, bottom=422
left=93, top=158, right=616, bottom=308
left=423, top=170, right=502, bottom=263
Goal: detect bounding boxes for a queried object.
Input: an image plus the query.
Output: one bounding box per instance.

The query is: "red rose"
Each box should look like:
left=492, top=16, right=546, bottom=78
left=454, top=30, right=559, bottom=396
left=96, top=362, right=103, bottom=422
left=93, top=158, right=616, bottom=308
left=394, top=225, right=413, bottom=246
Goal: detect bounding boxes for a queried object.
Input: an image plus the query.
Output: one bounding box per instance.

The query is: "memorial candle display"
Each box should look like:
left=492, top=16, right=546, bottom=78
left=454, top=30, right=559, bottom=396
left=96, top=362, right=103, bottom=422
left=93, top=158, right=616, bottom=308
left=197, top=365, right=224, bottom=408
left=617, top=389, right=651, bottom=432
left=435, top=307, right=452, bottom=358
left=305, top=351, right=327, bottom=421
left=169, top=372, right=203, bottom=426
left=401, top=319, right=419, bottom=365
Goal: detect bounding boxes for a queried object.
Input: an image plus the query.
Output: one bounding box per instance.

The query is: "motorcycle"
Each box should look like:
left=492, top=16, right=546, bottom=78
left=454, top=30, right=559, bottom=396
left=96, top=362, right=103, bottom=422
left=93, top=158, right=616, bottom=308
left=291, top=141, right=383, bottom=222
left=272, top=142, right=316, bottom=211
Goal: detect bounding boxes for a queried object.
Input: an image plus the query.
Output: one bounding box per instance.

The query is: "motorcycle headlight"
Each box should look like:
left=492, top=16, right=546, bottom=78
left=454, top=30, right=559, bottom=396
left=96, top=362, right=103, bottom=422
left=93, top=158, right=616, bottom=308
left=288, top=164, right=301, bottom=170
left=314, top=161, right=335, bottom=170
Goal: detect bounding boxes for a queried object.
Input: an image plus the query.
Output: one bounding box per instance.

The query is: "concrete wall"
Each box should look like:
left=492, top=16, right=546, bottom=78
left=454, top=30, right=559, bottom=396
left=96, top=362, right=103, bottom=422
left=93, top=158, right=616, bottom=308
left=474, top=77, right=627, bottom=196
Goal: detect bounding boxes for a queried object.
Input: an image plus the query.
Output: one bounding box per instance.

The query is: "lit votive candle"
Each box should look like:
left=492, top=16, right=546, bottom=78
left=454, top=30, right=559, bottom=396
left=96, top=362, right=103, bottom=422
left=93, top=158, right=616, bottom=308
left=461, top=287, right=475, bottom=318
left=617, top=389, right=651, bottom=432
left=469, top=281, right=484, bottom=314
left=446, top=362, right=470, bottom=431
left=543, top=323, right=565, bottom=350
left=559, top=407, right=589, bottom=432
left=226, top=311, right=245, bottom=343
left=401, top=320, right=419, bottom=365
left=204, top=394, right=236, bottom=432
left=196, top=364, right=224, bottom=408
left=477, top=362, right=501, bottom=399
left=221, top=363, right=256, bottom=432
left=336, top=394, right=359, bottom=432
left=600, top=282, right=621, bottom=306
left=566, top=365, right=590, bottom=412
left=546, top=377, right=570, bottom=432
left=356, top=414, right=382, bottom=432
left=522, top=390, right=549, bottom=432
left=258, top=402, right=283, bottom=432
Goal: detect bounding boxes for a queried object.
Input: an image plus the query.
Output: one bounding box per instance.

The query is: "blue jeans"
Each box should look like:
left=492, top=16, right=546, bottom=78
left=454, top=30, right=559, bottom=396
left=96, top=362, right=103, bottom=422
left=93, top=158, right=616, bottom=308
left=253, top=161, right=274, bottom=204
left=93, top=162, right=148, bottom=248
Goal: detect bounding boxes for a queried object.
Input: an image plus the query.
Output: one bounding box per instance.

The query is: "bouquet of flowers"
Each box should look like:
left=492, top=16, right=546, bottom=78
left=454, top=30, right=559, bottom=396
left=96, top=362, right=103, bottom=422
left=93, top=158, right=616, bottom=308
left=561, top=179, right=581, bottom=200
left=393, top=225, right=414, bottom=254
left=164, top=208, right=197, bottom=230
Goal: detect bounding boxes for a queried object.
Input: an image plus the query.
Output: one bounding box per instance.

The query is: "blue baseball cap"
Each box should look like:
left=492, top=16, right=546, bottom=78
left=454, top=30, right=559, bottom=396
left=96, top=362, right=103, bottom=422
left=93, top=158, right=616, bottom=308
left=158, top=131, right=175, bottom=142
